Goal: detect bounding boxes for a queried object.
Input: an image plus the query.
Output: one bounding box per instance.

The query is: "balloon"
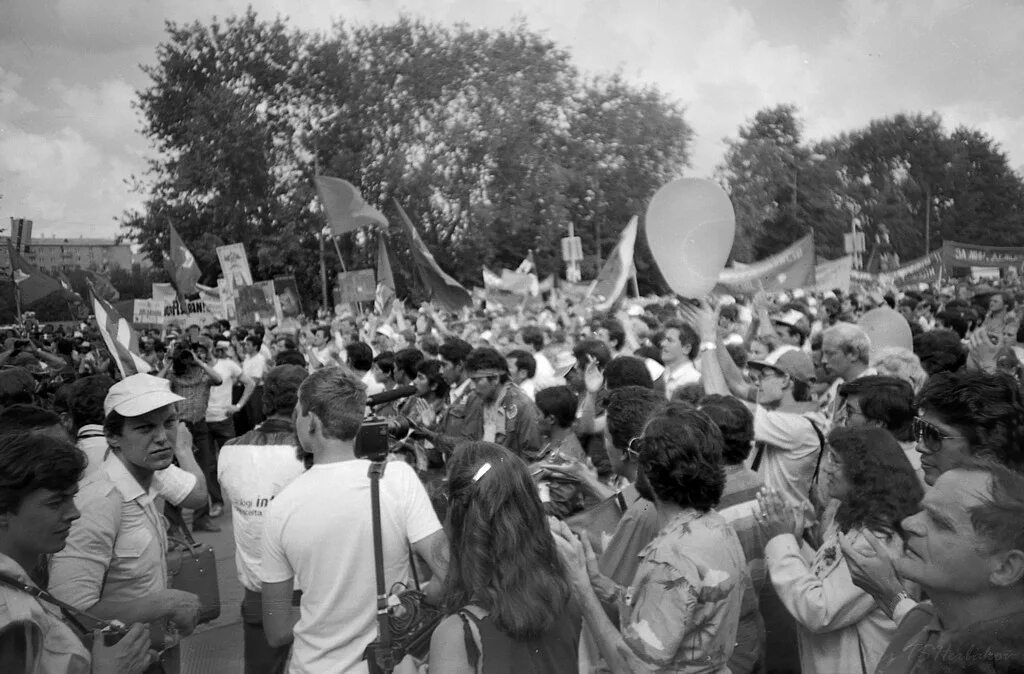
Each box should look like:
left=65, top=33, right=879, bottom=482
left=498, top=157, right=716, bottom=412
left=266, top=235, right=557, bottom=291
left=857, top=307, right=913, bottom=359
left=645, top=178, right=736, bottom=298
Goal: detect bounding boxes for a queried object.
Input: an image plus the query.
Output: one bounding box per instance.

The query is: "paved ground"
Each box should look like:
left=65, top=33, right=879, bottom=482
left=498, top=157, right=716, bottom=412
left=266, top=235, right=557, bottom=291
left=181, top=509, right=247, bottom=673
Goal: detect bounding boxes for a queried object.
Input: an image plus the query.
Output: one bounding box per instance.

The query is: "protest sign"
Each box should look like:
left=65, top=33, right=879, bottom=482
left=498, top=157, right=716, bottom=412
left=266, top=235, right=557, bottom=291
left=715, top=235, right=816, bottom=295
left=216, top=243, right=253, bottom=295
left=335, top=270, right=376, bottom=305
left=890, top=250, right=944, bottom=286
left=162, top=299, right=219, bottom=330
left=216, top=278, right=237, bottom=321
left=132, top=299, right=166, bottom=329
left=235, top=281, right=276, bottom=327
left=942, top=241, right=1024, bottom=269
left=274, top=275, right=303, bottom=318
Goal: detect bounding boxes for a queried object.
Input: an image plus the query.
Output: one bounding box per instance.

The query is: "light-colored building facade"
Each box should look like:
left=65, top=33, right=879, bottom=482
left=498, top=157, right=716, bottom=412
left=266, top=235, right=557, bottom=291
left=3, top=236, right=132, bottom=273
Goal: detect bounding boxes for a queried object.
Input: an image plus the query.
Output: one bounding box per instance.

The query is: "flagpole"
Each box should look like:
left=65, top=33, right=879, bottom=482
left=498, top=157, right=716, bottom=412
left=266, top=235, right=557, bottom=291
left=319, top=228, right=330, bottom=315
left=13, top=282, right=21, bottom=323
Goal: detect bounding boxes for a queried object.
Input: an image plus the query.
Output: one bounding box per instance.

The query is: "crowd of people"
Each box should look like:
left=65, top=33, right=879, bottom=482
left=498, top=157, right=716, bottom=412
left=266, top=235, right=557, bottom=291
left=0, top=278, right=1022, bottom=673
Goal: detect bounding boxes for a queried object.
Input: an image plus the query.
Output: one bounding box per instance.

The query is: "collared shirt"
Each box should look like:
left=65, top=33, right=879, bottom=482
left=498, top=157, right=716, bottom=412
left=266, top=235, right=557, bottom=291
left=76, top=426, right=196, bottom=505
left=664, top=360, right=701, bottom=400
left=448, top=378, right=472, bottom=406
left=0, top=552, right=90, bottom=674
left=76, top=424, right=108, bottom=478
left=49, top=453, right=169, bottom=611
left=168, top=366, right=214, bottom=424
left=875, top=603, right=942, bottom=674
left=617, top=509, right=748, bottom=672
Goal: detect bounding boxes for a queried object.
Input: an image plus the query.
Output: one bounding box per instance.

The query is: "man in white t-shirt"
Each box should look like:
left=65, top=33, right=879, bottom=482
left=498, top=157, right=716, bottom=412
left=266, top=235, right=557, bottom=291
left=260, top=367, right=449, bottom=673
left=205, top=341, right=255, bottom=519
left=661, top=319, right=702, bottom=400
left=219, top=364, right=308, bottom=674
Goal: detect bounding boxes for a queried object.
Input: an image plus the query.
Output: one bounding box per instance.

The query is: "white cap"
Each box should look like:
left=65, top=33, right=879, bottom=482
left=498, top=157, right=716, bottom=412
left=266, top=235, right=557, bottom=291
left=104, top=373, right=184, bottom=418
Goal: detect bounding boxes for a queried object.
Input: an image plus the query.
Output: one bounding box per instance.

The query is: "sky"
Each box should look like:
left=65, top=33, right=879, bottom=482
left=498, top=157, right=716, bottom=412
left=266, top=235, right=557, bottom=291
left=1, top=0, right=1023, bottom=241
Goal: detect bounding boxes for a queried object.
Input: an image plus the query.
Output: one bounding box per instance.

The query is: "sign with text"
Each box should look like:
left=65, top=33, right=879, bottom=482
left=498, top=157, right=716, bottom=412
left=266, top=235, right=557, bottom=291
left=132, top=299, right=166, bottom=329
left=235, top=280, right=276, bottom=327
left=942, top=241, right=1024, bottom=269
left=162, top=299, right=219, bottom=330
left=335, top=269, right=376, bottom=305
left=715, top=235, right=816, bottom=295
left=216, top=243, right=253, bottom=296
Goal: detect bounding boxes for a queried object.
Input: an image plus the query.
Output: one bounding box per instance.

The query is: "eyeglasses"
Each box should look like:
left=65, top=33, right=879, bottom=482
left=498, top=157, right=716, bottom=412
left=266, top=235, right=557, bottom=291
left=913, top=417, right=964, bottom=450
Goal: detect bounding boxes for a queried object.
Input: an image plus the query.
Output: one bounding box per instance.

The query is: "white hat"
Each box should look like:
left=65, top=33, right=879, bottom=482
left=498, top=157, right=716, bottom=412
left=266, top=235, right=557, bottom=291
left=104, top=373, right=184, bottom=418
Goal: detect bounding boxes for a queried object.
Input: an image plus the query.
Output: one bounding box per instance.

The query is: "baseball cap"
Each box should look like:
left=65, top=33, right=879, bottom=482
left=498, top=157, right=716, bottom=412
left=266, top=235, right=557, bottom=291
left=748, top=348, right=816, bottom=384
left=770, top=309, right=811, bottom=337
left=215, top=340, right=231, bottom=350
left=104, top=373, right=184, bottom=417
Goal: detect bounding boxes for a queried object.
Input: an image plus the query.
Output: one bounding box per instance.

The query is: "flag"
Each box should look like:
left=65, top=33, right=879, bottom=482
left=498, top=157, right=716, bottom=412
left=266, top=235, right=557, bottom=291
left=715, top=234, right=816, bottom=295
left=83, top=269, right=119, bottom=302
left=166, top=224, right=201, bottom=296
left=152, top=283, right=177, bottom=304
left=584, top=216, right=638, bottom=312
left=91, top=284, right=152, bottom=377
left=6, top=243, right=63, bottom=305
left=315, top=176, right=388, bottom=235
left=516, top=250, right=536, bottom=275
left=394, top=200, right=472, bottom=311
left=374, top=236, right=396, bottom=314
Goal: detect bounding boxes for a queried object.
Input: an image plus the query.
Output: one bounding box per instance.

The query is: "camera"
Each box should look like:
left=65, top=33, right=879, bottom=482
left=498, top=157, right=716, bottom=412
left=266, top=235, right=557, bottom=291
left=354, top=415, right=413, bottom=462
left=101, top=620, right=131, bottom=646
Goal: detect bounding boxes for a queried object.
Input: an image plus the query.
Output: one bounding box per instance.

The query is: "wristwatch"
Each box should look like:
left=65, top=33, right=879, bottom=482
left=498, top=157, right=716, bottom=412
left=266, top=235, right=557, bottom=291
left=699, top=341, right=717, bottom=353
left=886, top=590, right=911, bottom=619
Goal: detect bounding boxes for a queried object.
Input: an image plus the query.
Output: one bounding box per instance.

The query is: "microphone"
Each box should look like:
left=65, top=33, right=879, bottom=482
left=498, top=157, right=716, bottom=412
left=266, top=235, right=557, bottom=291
left=367, top=385, right=417, bottom=408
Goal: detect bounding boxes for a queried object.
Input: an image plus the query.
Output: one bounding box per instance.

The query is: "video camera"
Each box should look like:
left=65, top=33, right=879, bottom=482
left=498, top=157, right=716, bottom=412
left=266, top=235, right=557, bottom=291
left=354, top=415, right=414, bottom=462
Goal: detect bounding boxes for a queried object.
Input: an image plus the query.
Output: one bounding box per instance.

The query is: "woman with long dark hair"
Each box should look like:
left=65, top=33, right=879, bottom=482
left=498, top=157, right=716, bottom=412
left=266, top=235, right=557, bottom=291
left=428, top=442, right=579, bottom=673
left=758, top=426, right=924, bottom=674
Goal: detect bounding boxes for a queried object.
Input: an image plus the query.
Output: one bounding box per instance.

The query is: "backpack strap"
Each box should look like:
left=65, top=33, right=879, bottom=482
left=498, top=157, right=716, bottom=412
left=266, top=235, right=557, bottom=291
left=807, top=418, right=827, bottom=497
left=457, top=609, right=483, bottom=673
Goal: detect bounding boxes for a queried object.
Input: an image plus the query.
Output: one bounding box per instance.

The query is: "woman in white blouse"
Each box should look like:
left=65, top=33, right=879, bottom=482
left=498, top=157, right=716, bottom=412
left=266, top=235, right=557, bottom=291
left=757, top=426, right=924, bottom=674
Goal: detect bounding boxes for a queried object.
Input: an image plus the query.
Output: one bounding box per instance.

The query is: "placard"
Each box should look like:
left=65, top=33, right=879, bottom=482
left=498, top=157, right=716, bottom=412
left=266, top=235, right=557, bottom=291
left=274, top=275, right=304, bottom=318
left=236, top=280, right=276, bottom=327
left=216, top=243, right=253, bottom=296
left=133, top=299, right=166, bottom=329
left=335, top=269, right=376, bottom=304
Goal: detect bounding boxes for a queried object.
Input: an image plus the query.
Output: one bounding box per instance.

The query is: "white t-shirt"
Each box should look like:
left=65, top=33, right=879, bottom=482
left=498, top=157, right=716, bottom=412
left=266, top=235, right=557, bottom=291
left=664, top=360, right=701, bottom=400
left=218, top=433, right=305, bottom=592
left=361, top=370, right=385, bottom=397
left=242, top=352, right=269, bottom=384
left=751, top=406, right=826, bottom=514
left=260, top=459, right=441, bottom=673
left=207, top=358, right=243, bottom=422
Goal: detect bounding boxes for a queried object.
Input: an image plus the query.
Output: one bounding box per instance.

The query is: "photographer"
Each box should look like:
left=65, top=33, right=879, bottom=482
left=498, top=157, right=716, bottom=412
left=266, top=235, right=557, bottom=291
left=259, top=367, right=449, bottom=672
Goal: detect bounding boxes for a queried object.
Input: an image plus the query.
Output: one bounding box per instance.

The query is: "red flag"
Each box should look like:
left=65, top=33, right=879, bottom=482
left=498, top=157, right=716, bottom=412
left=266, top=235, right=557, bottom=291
left=393, top=201, right=471, bottom=312
left=90, top=284, right=152, bottom=377
left=315, top=176, right=388, bottom=235
left=5, top=243, right=63, bottom=305
left=167, top=224, right=201, bottom=296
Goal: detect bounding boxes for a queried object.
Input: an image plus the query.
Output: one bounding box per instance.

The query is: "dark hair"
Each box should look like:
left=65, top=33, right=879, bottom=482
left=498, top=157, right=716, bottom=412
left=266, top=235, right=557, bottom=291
left=297, top=367, right=367, bottom=441
left=534, top=386, right=577, bottom=428
left=0, top=433, right=85, bottom=514
left=419, top=334, right=440, bottom=357
left=443, top=442, right=571, bottom=638
left=634, top=345, right=663, bottom=366
left=596, top=318, right=626, bottom=350
left=519, top=325, right=545, bottom=352
left=438, top=338, right=473, bottom=367
left=416, top=359, right=449, bottom=400
left=934, top=310, right=973, bottom=340
left=394, top=348, right=424, bottom=382
left=275, top=350, right=307, bottom=368
left=0, top=405, right=63, bottom=435
left=244, top=335, right=263, bottom=349
left=964, top=460, right=1024, bottom=558
left=671, top=382, right=706, bottom=406
left=465, top=348, right=508, bottom=377
left=373, top=351, right=395, bottom=377
left=604, top=356, right=653, bottom=390
left=263, top=365, right=308, bottom=417
left=827, top=427, right=924, bottom=535
left=68, top=375, right=115, bottom=432
left=839, top=375, right=916, bottom=442
left=572, top=339, right=612, bottom=369
left=699, top=394, right=755, bottom=465
left=605, top=386, right=664, bottom=451
left=637, top=409, right=725, bottom=511
left=345, top=342, right=374, bottom=372
left=917, top=372, right=1024, bottom=474
left=662, top=320, right=700, bottom=360
left=913, top=329, right=967, bottom=374
left=505, top=349, right=536, bottom=380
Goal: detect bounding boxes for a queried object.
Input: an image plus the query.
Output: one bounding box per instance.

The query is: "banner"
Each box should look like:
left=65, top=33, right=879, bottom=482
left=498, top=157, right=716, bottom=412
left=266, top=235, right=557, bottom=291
left=584, top=216, right=638, bottom=311
left=132, top=299, right=166, bottom=329
left=195, top=284, right=227, bottom=321
left=715, top=234, right=816, bottom=295
left=890, top=250, right=944, bottom=286
left=814, top=256, right=853, bottom=293
left=152, top=283, right=177, bottom=304
left=162, top=299, right=219, bottom=330
left=235, top=281, right=277, bottom=327
left=942, top=240, right=1024, bottom=269
left=216, top=243, right=253, bottom=296
left=335, top=269, right=376, bottom=305
left=274, top=275, right=303, bottom=319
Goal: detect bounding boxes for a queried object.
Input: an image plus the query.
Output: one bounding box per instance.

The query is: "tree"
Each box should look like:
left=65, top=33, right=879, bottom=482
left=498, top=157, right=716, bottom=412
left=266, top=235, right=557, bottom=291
left=122, top=13, right=693, bottom=305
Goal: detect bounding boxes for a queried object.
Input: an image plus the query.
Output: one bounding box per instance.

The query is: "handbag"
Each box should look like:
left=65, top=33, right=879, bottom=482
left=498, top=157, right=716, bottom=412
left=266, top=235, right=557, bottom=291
left=166, top=524, right=221, bottom=624
left=364, top=461, right=443, bottom=673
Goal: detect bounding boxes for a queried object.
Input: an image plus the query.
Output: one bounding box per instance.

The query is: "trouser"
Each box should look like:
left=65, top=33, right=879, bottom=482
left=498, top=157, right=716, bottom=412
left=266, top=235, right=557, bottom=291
left=206, top=418, right=236, bottom=507
left=241, top=588, right=298, bottom=674
left=184, top=419, right=216, bottom=523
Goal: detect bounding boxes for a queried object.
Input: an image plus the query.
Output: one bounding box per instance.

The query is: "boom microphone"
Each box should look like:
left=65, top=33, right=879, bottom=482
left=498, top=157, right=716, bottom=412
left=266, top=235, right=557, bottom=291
left=367, top=385, right=417, bottom=408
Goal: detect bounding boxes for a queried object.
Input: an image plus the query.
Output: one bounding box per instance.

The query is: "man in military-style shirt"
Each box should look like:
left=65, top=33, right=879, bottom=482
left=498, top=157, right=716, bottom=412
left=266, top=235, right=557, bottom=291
left=427, top=347, right=542, bottom=461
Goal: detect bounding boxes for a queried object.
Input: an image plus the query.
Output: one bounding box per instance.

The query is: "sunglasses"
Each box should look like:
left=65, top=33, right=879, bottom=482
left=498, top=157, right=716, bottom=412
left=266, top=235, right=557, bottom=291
left=625, top=435, right=645, bottom=460
left=913, top=417, right=964, bottom=450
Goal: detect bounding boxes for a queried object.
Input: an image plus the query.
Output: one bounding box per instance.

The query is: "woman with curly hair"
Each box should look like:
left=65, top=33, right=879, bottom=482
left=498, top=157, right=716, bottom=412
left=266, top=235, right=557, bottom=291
left=428, top=441, right=580, bottom=673
left=758, top=426, right=924, bottom=674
